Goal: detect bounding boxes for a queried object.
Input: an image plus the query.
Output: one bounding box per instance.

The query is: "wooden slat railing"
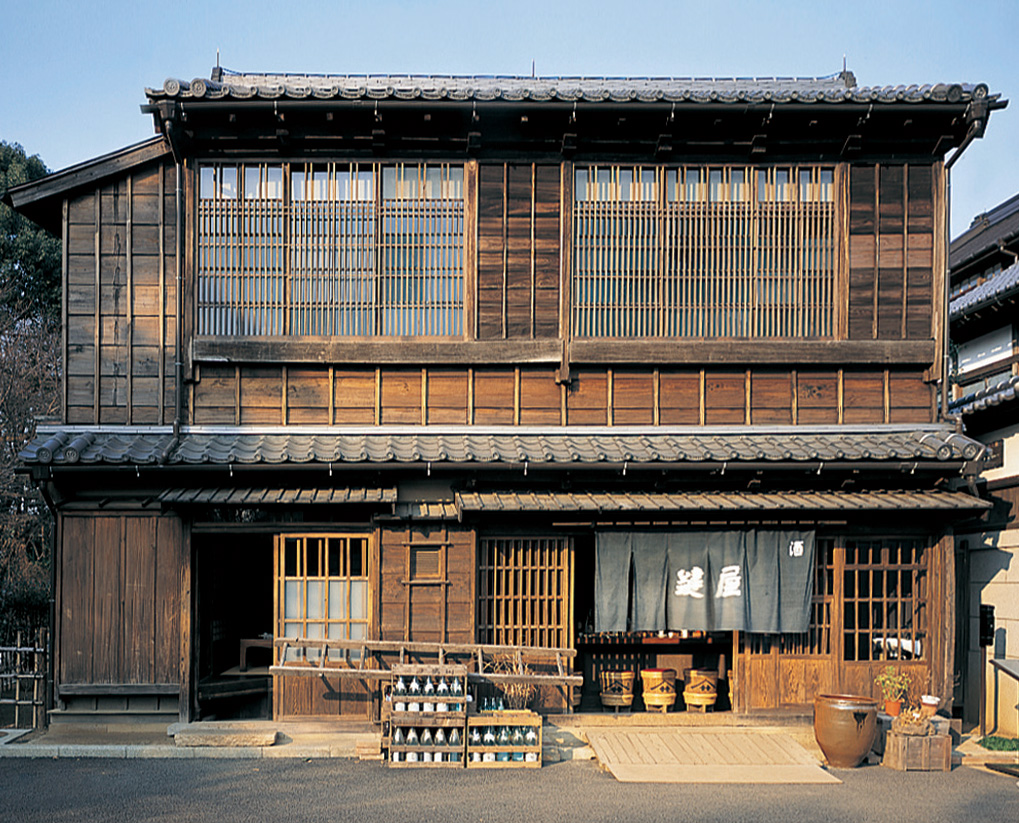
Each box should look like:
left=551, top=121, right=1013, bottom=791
left=268, top=637, right=581, bottom=690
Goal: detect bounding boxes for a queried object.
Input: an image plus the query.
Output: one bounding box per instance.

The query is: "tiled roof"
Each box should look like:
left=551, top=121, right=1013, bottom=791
left=950, top=259, right=1019, bottom=320
left=20, top=426, right=985, bottom=466
left=158, top=487, right=396, bottom=505
left=950, top=192, right=1019, bottom=270
left=455, top=489, right=990, bottom=512
left=146, top=73, right=994, bottom=107
left=949, top=374, right=1019, bottom=416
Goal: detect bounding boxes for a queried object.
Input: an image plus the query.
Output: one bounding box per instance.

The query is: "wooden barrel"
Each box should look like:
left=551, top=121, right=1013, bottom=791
left=599, top=671, right=635, bottom=708
left=640, top=668, right=677, bottom=713
left=682, top=668, right=719, bottom=711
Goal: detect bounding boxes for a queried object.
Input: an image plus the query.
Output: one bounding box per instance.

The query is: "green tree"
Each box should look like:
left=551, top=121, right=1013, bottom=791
left=0, top=141, right=60, bottom=640
left=0, top=141, right=61, bottom=324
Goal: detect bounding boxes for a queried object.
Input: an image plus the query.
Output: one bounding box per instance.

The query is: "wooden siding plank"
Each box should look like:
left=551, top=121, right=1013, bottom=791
left=92, top=517, right=122, bottom=683
left=123, top=518, right=156, bottom=683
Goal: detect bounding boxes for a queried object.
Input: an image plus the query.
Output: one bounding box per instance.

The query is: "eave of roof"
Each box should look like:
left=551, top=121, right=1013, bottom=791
left=2, top=137, right=170, bottom=234
left=19, top=424, right=986, bottom=468
left=949, top=374, right=1019, bottom=417
left=145, top=72, right=998, bottom=108
left=950, top=192, right=1019, bottom=271
left=949, top=259, right=1019, bottom=320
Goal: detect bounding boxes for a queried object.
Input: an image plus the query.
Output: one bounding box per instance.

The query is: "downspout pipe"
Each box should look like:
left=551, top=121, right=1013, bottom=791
left=941, top=108, right=988, bottom=421
left=159, top=115, right=185, bottom=462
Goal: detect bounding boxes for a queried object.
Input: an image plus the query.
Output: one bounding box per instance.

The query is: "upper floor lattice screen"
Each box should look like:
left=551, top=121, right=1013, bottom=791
left=198, top=162, right=464, bottom=336
left=197, top=162, right=835, bottom=339
left=573, top=165, right=836, bottom=338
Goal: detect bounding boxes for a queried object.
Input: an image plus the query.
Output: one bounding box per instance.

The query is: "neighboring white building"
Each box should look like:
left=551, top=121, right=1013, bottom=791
left=950, top=193, right=1019, bottom=736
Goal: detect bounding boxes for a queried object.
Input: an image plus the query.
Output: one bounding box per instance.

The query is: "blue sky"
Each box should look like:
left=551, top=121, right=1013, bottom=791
left=2, top=0, right=1016, bottom=235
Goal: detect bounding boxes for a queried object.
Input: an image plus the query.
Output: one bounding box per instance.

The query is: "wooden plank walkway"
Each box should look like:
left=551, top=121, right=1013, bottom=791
left=586, top=729, right=841, bottom=784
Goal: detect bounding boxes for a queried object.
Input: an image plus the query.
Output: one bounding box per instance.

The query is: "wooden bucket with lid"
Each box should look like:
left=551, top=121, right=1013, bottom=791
left=599, top=670, right=635, bottom=708
left=640, top=668, right=677, bottom=713
left=682, top=668, right=719, bottom=711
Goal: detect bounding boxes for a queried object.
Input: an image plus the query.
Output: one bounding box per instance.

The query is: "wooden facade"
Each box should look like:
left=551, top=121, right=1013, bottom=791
left=8, top=72, right=1000, bottom=724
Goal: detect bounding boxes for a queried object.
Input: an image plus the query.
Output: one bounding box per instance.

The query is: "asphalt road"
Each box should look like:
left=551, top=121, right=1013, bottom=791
left=1, top=758, right=1016, bottom=823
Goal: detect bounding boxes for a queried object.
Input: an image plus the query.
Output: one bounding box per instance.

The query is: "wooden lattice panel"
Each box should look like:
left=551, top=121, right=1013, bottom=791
left=477, top=537, right=572, bottom=649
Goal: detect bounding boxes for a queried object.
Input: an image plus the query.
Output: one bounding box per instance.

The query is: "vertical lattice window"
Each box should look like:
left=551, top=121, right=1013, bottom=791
left=843, top=538, right=928, bottom=662
left=777, top=538, right=835, bottom=655
left=477, top=537, right=572, bottom=648
left=573, top=164, right=835, bottom=338
left=198, top=162, right=464, bottom=336
left=276, top=535, right=369, bottom=663
left=380, top=164, right=464, bottom=336
left=198, top=164, right=286, bottom=335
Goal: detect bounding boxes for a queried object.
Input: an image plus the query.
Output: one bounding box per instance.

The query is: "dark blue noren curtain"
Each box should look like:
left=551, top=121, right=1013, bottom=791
left=596, top=529, right=816, bottom=633
left=594, top=532, right=632, bottom=632
left=739, top=530, right=816, bottom=633
left=631, top=532, right=669, bottom=630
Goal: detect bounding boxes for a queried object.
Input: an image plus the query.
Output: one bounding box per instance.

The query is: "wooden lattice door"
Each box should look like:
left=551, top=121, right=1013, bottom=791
left=735, top=538, right=837, bottom=710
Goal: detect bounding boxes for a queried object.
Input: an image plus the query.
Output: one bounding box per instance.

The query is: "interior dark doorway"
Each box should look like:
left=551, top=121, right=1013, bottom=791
left=572, top=532, right=732, bottom=712
left=194, top=532, right=274, bottom=720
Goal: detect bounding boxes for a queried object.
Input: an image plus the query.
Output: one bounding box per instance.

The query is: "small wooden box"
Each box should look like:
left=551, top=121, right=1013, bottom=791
left=882, top=732, right=952, bottom=771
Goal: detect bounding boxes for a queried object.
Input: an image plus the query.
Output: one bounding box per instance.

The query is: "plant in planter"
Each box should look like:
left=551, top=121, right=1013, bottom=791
left=874, top=666, right=911, bottom=716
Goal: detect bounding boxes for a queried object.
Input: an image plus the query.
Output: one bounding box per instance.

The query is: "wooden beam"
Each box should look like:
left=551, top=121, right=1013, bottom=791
left=158, top=168, right=166, bottom=425
left=569, top=339, right=936, bottom=366
left=126, top=174, right=133, bottom=424
left=61, top=198, right=68, bottom=424
left=93, top=189, right=100, bottom=424
left=194, top=337, right=562, bottom=365
left=192, top=337, right=934, bottom=367
left=58, top=683, right=179, bottom=696
left=463, top=159, right=478, bottom=341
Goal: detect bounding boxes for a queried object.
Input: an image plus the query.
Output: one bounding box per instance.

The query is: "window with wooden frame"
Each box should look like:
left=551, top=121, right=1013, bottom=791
left=477, top=537, right=573, bottom=648
left=573, top=164, right=835, bottom=338
left=275, top=534, right=370, bottom=663
left=842, top=537, right=928, bottom=662
left=198, top=162, right=464, bottom=337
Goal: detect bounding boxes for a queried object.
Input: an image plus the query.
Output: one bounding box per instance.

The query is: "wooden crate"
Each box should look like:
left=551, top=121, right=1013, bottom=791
left=387, top=664, right=467, bottom=768
left=882, top=732, right=952, bottom=771
left=466, top=710, right=542, bottom=768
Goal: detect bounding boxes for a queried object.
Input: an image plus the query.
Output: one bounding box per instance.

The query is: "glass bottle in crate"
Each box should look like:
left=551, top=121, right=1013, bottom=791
left=470, top=726, right=482, bottom=745
left=406, top=727, right=419, bottom=746
left=497, top=725, right=511, bottom=761
left=512, top=727, right=525, bottom=761
left=525, top=726, right=538, bottom=746
left=393, top=676, right=408, bottom=712
left=421, top=728, right=433, bottom=747
left=436, top=677, right=449, bottom=712
left=483, top=726, right=496, bottom=745
left=393, top=726, right=405, bottom=746
left=434, top=728, right=446, bottom=746
left=450, top=677, right=463, bottom=711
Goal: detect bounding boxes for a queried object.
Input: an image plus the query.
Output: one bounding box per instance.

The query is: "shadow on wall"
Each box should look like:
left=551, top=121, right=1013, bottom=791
left=994, top=626, right=1007, bottom=659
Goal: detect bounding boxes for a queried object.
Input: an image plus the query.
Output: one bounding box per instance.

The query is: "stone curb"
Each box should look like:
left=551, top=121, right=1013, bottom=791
left=0, top=744, right=343, bottom=759
left=0, top=742, right=575, bottom=762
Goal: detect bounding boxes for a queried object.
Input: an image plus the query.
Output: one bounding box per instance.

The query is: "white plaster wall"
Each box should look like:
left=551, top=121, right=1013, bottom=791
left=976, top=423, right=1019, bottom=484
left=959, top=526, right=1019, bottom=737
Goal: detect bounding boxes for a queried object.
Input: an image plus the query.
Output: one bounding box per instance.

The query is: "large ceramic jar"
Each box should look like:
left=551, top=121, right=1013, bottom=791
left=813, top=694, right=878, bottom=768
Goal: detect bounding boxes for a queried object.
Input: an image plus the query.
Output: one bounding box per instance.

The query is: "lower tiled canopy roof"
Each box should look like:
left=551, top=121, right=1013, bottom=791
left=454, top=489, right=990, bottom=513
left=20, top=426, right=985, bottom=467
left=158, top=487, right=396, bottom=505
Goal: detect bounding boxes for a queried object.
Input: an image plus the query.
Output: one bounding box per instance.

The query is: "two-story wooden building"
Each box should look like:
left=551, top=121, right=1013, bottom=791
left=948, top=193, right=1019, bottom=736
left=5, top=70, right=1002, bottom=725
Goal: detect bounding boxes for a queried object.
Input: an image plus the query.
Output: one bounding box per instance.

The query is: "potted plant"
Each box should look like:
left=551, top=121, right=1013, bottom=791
left=874, top=666, right=911, bottom=716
